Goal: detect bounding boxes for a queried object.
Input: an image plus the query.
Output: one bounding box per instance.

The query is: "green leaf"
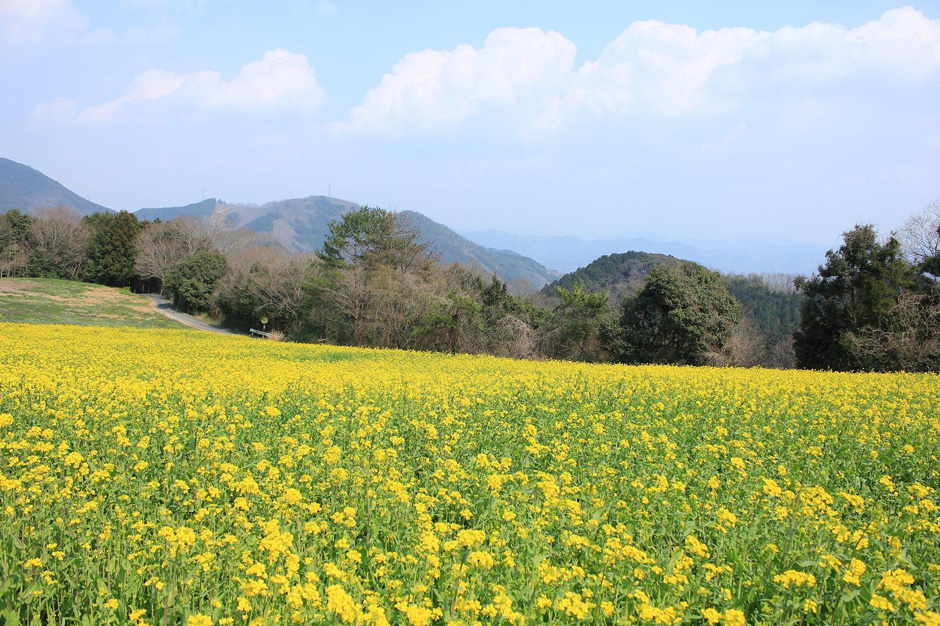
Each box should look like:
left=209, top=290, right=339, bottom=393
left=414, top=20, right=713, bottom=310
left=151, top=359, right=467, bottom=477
left=841, top=588, right=861, bottom=603
left=1, top=609, right=21, bottom=626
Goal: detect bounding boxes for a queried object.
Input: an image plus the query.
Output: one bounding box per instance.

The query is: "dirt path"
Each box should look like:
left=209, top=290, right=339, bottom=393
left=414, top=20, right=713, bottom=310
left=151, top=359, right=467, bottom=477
left=141, top=294, right=240, bottom=335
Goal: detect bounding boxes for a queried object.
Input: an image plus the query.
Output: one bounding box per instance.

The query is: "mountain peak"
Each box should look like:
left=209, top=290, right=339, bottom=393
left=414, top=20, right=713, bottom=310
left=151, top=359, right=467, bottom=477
left=131, top=196, right=559, bottom=288
left=0, top=158, right=112, bottom=216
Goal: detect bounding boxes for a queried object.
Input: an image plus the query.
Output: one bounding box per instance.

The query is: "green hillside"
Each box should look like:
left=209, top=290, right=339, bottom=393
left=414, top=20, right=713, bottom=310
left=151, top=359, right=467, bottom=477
left=0, top=278, right=186, bottom=328
left=541, top=251, right=679, bottom=303
left=543, top=251, right=801, bottom=357
left=0, top=158, right=111, bottom=216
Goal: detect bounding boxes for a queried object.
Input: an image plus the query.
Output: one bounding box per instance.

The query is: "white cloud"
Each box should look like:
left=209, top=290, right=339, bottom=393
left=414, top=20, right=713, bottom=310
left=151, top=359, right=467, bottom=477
left=544, top=6, right=940, bottom=130
left=0, top=0, right=87, bottom=46
left=347, top=7, right=940, bottom=137
left=30, top=96, right=79, bottom=123
left=34, top=49, right=325, bottom=125
left=573, top=22, right=765, bottom=118
left=1, top=0, right=180, bottom=51
left=342, top=27, right=577, bottom=135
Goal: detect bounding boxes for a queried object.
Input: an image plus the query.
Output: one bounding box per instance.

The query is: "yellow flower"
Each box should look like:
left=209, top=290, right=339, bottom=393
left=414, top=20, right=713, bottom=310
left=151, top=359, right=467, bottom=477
left=468, top=550, right=495, bottom=569
left=774, top=570, right=816, bottom=589
left=843, top=559, right=866, bottom=586
left=724, top=609, right=746, bottom=626
left=762, top=478, right=782, bottom=498
left=283, top=488, right=302, bottom=505
left=326, top=585, right=358, bottom=623
left=396, top=603, right=434, bottom=626
left=914, top=611, right=940, bottom=626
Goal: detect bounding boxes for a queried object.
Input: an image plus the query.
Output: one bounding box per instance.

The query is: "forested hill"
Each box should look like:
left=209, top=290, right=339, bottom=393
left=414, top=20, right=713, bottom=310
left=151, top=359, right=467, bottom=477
left=541, top=251, right=680, bottom=303
left=544, top=250, right=801, bottom=355
left=0, top=158, right=111, bottom=216
left=137, top=197, right=559, bottom=289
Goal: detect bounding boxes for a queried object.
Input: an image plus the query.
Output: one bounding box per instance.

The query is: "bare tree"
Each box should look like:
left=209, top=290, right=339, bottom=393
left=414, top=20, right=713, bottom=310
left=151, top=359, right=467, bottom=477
left=765, top=337, right=796, bottom=369
left=31, top=207, right=91, bottom=280
left=898, top=200, right=940, bottom=266
left=253, top=257, right=319, bottom=334
left=206, top=223, right=260, bottom=257
left=500, top=314, right=539, bottom=360
left=135, top=217, right=211, bottom=292
left=705, top=317, right=765, bottom=368
left=846, top=290, right=940, bottom=372
left=760, top=273, right=799, bottom=294
left=224, top=243, right=289, bottom=273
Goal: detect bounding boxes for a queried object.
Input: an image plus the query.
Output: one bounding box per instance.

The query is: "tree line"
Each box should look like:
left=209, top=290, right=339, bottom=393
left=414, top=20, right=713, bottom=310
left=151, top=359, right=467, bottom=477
left=793, top=203, right=940, bottom=372
left=1, top=202, right=937, bottom=372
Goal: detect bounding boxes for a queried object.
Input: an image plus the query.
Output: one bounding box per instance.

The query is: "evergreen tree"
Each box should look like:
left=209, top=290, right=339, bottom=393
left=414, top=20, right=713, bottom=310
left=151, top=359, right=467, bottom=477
left=794, top=225, right=914, bottom=370
left=84, top=211, right=142, bottom=287
left=617, top=262, right=741, bottom=365
left=544, top=279, right=615, bottom=362
left=163, top=251, right=228, bottom=314
left=0, top=210, right=35, bottom=277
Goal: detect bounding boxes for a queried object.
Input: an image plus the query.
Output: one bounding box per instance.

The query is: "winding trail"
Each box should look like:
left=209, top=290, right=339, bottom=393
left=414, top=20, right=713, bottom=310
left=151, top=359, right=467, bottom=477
left=141, top=294, right=240, bottom=335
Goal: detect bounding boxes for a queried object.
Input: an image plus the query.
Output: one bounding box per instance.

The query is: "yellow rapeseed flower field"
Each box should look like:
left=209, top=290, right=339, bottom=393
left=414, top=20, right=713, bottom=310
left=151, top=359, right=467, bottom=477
left=0, top=322, right=938, bottom=625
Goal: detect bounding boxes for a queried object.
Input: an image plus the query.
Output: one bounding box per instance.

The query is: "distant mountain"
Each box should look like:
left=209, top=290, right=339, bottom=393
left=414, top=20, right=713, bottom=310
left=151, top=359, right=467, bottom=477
left=135, top=199, right=217, bottom=222
left=400, top=211, right=559, bottom=289
left=0, top=158, right=111, bottom=216
left=136, top=197, right=559, bottom=289
left=0, top=156, right=558, bottom=288
left=541, top=251, right=680, bottom=303
left=461, top=229, right=829, bottom=277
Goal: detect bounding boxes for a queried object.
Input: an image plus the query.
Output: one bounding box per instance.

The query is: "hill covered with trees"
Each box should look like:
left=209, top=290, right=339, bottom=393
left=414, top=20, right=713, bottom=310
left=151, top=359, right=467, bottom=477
left=541, top=251, right=680, bottom=303
left=542, top=251, right=801, bottom=367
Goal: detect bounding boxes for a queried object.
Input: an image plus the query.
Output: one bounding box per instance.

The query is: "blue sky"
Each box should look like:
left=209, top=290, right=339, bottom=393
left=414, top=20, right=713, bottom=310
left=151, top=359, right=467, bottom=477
left=2, top=1, right=939, bottom=245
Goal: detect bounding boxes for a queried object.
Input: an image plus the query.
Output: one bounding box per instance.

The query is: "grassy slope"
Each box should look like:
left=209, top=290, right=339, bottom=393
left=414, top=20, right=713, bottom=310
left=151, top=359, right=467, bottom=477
left=0, top=278, right=187, bottom=329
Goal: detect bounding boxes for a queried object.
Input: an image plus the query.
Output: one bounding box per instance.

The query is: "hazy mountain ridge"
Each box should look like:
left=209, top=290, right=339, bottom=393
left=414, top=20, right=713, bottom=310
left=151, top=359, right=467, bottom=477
left=400, top=211, right=560, bottom=289
left=0, top=158, right=111, bottom=216
left=136, top=196, right=560, bottom=288
left=0, top=156, right=822, bottom=288
left=462, top=229, right=829, bottom=277
left=135, top=199, right=217, bottom=222
left=0, top=158, right=558, bottom=288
